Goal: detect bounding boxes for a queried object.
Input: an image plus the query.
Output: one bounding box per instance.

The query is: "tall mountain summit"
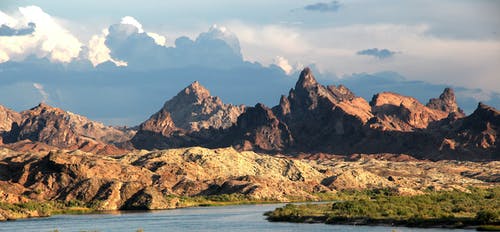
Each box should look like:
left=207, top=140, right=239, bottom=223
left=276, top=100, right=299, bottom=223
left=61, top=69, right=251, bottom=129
left=131, top=81, right=245, bottom=149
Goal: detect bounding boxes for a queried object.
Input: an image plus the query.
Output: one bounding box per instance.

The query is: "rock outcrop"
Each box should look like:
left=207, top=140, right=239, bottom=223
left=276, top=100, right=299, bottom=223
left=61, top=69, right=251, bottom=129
left=369, top=92, right=449, bottom=131
left=2, top=103, right=132, bottom=154
left=0, top=105, right=21, bottom=133
left=426, top=88, right=464, bottom=116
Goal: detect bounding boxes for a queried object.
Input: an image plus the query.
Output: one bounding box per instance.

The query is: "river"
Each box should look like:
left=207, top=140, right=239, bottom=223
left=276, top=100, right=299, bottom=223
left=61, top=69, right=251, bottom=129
left=0, top=204, right=473, bottom=232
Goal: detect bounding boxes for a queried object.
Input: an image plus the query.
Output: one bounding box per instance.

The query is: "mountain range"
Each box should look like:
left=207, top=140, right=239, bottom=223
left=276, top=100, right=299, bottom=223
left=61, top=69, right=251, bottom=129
left=1, top=68, right=498, bottom=160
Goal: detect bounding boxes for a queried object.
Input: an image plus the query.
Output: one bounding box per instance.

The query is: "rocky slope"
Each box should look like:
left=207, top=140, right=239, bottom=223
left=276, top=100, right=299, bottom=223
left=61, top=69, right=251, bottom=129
left=0, top=146, right=496, bottom=218
left=131, top=81, right=244, bottom=149
left=1, top=103, right=134, bottom=154
left=162, top=81, right=244, bottom=131
left=434, top=102, right=500, bottom=160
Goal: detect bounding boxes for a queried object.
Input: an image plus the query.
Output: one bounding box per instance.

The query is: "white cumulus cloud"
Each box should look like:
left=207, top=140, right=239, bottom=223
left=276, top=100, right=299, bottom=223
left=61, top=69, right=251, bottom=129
left=274, top=56, right=293, bottom=74
left=87, top=28, right=127, bottom=67
left=147, top=32, right=167, bottom=46
left=0, top=6, right=82, bottom=63
left=120, top=16, right=144, bottom=33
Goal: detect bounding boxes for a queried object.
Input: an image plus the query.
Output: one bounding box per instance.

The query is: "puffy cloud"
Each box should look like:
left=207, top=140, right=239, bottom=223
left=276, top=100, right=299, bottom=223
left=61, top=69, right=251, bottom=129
left=273, top=56, right=293, bottom=74
left=120, top=16, right=144, bottom=33
left=304, top=1, right=342, bottom=13
left=33, top=82, right=49, bottom=103
left=87, top=28, right=127, bottom=67
left=357, top=48, right=397, bottom=59
left=103, top=19, right=245, bottom=70
left=197, top=24, right=242, bottom=57
left=0, top=6, right=82, bottom=63
left=146, top=32, right=167, bottom=46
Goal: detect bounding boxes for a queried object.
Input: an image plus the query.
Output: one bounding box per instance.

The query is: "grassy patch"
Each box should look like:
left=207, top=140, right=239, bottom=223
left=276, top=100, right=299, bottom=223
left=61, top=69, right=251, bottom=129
left=0, top=200, right=97, bottom=220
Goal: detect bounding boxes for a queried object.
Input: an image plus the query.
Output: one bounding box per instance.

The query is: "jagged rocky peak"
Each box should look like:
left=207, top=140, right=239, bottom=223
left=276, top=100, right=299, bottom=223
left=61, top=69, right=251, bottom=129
left=0, top=105, right=21, bottom=133
left=161, top=81, right=245, bottom=131
left=295, top=67, right=320, bottom=90
left=426, top=88, right=464, bottom=116
left=177, top=81, right=212, bottom=103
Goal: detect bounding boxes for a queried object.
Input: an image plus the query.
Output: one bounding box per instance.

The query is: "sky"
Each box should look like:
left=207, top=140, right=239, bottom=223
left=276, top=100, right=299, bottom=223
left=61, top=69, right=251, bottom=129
left=0, top=1, right=499, bottom=125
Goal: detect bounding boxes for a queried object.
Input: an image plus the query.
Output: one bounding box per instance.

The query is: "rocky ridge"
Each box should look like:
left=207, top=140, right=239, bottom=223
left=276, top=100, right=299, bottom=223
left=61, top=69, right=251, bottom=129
left=1, top=103, right=134, bottom=154
left=129, top=68, right=499, bottom=160
left=0, top=67, right=498, bottom=160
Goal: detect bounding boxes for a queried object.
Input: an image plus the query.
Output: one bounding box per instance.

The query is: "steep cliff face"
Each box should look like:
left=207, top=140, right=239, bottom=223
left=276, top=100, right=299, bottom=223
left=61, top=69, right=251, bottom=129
left=0, top=105, right=21, bottom=133
left=2, top=103, right=130, bottom=154
left=231, top=103, right=293, bottom=152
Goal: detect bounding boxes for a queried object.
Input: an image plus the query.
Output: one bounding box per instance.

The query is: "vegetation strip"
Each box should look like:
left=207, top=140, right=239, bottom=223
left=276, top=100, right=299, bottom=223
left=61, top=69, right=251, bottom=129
left=265, top=187, right=500, bottom=229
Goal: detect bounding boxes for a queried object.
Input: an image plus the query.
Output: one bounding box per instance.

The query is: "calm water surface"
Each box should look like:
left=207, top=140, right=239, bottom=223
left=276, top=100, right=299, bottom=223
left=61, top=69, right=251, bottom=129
left=1, top=204, right=473, bottom=232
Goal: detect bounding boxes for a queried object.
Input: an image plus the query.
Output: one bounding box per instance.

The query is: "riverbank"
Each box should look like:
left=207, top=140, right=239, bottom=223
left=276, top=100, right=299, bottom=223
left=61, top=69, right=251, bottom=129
left=0, top=193, right=292, bottom=221
left=265, top=187, right=500, bottom=230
